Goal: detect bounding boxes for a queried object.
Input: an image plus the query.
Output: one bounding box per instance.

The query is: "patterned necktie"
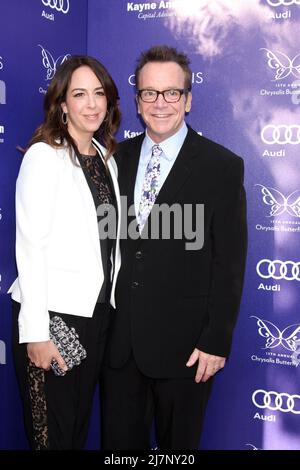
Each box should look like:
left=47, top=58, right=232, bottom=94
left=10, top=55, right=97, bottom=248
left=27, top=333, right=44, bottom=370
left=138, top=144, right=163, bottom=232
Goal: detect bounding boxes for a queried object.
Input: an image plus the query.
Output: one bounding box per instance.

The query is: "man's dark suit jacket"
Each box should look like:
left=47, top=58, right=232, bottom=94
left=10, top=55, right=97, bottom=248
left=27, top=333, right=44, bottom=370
left=107, top=126, right=247, bottom=378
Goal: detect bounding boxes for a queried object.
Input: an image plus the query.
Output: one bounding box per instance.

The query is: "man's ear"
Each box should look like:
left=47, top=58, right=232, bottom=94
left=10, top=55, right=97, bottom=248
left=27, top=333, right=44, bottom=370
left=136, top=95, right=141, bottom=114
left=185, top=92, right=192, bottom=113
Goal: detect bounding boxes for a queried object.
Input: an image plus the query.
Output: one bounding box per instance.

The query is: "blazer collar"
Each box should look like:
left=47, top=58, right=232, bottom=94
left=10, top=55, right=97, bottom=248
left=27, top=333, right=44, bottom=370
left=155, top=126, right=199, bottom=206
left=120, top=127, right=201, bottom=231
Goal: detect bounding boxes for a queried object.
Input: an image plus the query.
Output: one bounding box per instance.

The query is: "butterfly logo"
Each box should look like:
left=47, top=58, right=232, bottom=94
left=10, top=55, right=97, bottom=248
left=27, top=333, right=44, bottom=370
left=260, top=48, right=300, bottom=81
left=38, top=45, right=70, bottom=81
left=251, top=316, right=300, bottom=351
left=255, top=184, right=300, bottom=217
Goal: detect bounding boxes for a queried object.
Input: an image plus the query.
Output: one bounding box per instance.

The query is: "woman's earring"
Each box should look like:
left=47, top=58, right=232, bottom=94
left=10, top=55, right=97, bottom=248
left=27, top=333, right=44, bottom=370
left=62, top=112, right=68, bottom=125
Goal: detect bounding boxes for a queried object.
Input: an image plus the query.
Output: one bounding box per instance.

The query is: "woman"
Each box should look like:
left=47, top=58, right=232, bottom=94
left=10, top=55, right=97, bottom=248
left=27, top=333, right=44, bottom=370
left=8, top=56, right=121, bottom=450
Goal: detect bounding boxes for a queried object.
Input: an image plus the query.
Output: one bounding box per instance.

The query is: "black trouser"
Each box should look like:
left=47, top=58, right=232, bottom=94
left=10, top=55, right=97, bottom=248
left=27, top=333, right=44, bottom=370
left=100, top=353, right=213, bottom=450
left=12, top=301, right=110, bottom=450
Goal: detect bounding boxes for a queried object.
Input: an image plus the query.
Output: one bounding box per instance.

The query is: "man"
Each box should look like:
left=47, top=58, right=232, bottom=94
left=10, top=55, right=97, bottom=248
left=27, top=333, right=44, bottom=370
left=101, top=45, right=247, bottom=450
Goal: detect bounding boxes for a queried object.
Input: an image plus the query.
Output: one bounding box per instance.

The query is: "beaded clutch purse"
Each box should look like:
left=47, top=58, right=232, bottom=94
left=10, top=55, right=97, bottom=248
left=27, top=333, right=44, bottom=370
left=49, top=316, right=87, bottom=376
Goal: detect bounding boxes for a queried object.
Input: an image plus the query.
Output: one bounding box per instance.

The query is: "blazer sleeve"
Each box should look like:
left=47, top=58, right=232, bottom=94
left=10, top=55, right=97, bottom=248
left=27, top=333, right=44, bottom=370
left=15, top=143, right=62, bottom=343
left=196, top=156, right=247, bottom=357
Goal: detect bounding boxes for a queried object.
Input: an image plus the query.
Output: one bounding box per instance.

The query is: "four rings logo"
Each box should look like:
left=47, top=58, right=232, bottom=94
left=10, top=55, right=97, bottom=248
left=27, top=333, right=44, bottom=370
left=260, top=48, right=300, bottom=81
left=255, top=184, right=300, bottom=217
left=42, top=0, right=69, bottom=14
left=261, top=125, right=300, bottom=144
left=252, top=389, right=300, bottom=414
left=251, top=316, right=300, bottom=351
left=39, top=45, right=70, bottom=81
left=256, top=259, right=300, bottom=281
left=266, top=0, right=300, bottom=5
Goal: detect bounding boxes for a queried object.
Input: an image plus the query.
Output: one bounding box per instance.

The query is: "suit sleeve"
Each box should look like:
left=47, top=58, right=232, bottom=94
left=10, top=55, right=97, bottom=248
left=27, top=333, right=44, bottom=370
left=196, top=156, right=247, bottom=357
left=15, top=143, right=61, bottom=343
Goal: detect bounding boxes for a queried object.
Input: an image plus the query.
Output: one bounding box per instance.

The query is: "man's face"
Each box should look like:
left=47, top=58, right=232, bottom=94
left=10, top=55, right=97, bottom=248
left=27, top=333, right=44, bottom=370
left=137, top=61, right=192, bottom=143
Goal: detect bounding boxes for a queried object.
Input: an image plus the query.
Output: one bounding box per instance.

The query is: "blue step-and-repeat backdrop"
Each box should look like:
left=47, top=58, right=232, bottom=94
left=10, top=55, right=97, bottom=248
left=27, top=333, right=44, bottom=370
left=1, top=0, right=300, bottom=450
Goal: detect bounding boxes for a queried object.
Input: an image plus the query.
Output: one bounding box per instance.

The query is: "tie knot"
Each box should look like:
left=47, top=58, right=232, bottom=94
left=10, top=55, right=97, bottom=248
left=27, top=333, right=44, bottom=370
left=152, top=145, right=163, bottom=157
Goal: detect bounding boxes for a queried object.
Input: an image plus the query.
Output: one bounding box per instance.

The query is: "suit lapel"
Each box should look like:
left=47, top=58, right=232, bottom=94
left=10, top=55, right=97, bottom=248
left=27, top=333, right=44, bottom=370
left=119, top=129, right=199, bottom=238
left=122, top=129, right=199, bottom=208
left=155, top=128, right=199, bottom=206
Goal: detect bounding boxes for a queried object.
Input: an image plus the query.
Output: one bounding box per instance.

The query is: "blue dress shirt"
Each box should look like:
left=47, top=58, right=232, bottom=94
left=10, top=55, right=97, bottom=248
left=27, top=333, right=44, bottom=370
left=134, top=123, right=188, bottom=218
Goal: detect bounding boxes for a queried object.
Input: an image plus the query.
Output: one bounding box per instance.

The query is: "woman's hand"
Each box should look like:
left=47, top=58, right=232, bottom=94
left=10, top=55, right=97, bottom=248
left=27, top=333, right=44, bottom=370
left=27, top=341, right=68, bottom=372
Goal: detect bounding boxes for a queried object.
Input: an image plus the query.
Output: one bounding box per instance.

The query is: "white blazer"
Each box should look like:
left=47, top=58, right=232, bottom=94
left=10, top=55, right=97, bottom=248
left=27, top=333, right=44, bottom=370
left=8, top=139, right=121, bottom=343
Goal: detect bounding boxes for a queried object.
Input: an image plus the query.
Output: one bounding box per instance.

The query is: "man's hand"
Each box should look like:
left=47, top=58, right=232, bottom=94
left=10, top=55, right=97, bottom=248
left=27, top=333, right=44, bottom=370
left=186, top=348, right=226, bottom=383
left=27, top=341, right=67, bottom=372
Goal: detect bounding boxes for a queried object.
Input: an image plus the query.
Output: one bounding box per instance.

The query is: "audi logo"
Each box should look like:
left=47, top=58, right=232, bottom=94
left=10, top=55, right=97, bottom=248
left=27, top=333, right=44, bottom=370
left=252, top=389, right=300, bottom=414
left=256, top=259, right=300, bottom=281
left=261, top=125, right=300, bottom=145
left=266, top=0, right=300, bottom=5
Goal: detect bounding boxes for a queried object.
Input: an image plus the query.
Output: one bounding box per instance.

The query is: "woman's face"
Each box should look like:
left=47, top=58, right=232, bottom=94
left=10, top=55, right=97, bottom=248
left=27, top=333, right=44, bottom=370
left=61, top=65, right=107, bottom=143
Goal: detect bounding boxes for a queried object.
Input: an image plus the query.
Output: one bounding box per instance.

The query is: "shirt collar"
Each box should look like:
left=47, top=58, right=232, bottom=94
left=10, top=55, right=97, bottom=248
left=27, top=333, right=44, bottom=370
left=144, top=123, right=188, bottom=161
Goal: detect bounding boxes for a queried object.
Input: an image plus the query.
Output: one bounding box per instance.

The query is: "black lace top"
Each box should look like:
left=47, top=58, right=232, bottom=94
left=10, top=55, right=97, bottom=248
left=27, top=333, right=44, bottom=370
left=80, top=154, right=115, bottom=206
left=78, top=151, right=116, bottom=303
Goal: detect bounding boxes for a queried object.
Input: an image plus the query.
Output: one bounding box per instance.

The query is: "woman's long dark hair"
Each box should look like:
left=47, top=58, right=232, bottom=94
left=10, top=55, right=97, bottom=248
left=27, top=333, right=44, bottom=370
left=28, top=55, right=121, bottom=161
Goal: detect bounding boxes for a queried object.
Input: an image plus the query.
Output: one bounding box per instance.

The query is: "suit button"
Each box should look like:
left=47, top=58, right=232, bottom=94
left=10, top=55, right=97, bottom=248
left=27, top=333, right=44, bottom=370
left=135, top=251, right=142, bottom=259
left=132, top=281, right=139, bottom=288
